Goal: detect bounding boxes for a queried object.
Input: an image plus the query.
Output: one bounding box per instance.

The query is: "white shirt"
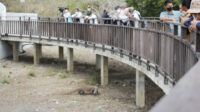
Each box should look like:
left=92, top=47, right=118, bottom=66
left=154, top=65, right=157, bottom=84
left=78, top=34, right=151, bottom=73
left=119, top=8, right=129, bottom=22
left=86, top=14, right=98, bottom=24
left=130, top=11, right=140, bottom=27
left=63, top=11, right=71, bottom=18
left=72, top=11, right=84, bottom=23
left=72, top=12, right=83, bottom=18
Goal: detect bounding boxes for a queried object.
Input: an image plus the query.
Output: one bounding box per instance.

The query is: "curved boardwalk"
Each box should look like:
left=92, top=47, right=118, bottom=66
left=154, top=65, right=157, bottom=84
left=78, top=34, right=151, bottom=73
left=0, top=18, right=199, bottom=110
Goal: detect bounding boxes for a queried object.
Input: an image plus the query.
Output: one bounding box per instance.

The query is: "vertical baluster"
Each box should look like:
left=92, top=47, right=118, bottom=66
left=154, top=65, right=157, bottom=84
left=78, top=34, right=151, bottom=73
left=48, top=18, right=51, bottom=40
left=29, top=17, right=32, bottom=39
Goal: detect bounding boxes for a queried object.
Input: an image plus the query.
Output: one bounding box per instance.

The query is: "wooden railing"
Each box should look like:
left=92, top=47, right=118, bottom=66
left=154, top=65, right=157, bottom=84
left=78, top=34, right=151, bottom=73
left=0, top=17, right=199, bottom=85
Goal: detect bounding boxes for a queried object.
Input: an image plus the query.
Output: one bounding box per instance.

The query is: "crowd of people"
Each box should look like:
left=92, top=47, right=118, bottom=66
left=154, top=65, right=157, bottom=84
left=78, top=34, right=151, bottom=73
left=160, top=0, right=200, bottom=38
left=60, top=5, right=98, bottom=24
left=59, top=0, right=200, bottom=35
left=101, top=6, right=142, bottom=27
left=59, top=5, right=142, bottom=27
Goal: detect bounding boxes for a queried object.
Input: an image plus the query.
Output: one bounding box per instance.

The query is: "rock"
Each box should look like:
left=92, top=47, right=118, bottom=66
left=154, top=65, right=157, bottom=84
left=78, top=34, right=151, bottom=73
left=122, top=84, right=126, bottom=87
left=55, top=101, right=59, bottom=104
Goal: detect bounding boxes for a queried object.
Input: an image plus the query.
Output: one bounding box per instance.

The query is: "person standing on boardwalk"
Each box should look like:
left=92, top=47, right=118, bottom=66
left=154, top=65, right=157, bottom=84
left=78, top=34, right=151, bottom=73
left=184, top=0, right=200, bottom=31
left=160, top=0, right=184, bottom=36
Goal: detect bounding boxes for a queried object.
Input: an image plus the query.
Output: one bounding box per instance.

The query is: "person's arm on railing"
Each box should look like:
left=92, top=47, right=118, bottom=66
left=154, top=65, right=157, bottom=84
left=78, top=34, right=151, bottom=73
left=160, top=17, right=176, bottom=22
left=190, top=20, right=200, bottom=31
left=160, top=12, right=176, bottom=22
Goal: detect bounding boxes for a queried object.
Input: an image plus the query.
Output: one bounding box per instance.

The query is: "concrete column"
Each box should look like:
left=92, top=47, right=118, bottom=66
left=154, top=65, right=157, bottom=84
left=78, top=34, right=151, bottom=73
left=13, top=42, right=19, bottom=61
left=0, top=40, right=12, bottom=59
left=59, top=46, right=64, bottom=60
left=101, top=56, right=108, bottom=86
left=67, top=48, right=74, bottom=72
left=38, top=44, right=42, bottom=58
left=96, top=54, right=101, bottom=70
left=136, top=70, right=145, bottom=108
left=33, top=43, right=40, bottom=65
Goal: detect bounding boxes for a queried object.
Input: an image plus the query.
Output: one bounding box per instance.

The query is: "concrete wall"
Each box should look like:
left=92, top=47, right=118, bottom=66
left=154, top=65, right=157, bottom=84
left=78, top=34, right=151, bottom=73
left=0, top=40, right=12, bottom=59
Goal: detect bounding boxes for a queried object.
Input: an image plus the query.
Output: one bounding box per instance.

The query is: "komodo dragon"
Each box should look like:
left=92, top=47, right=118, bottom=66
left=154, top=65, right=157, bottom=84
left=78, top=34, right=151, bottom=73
left=66, top=85, right=99, bottom=96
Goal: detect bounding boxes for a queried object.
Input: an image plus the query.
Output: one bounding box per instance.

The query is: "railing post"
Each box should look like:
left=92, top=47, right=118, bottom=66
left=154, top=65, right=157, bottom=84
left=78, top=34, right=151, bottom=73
left=164, top=22, right=170, bottom=33
left=19, top=17, right=22, bottom=38
left=48, top=18, right=51, bottom=40
left=181, top=26, right=188, bottom=40
left=57, top=18, right=60, bottom=41
left=29, top=17, right=32, bottom=39
left=0, top=19, right=2, bottom=37
left=38, top=17, right=41, bottom=40
left=174, top=24, right=178, bottom=36
left=155, top=66, right=159, bottom=77
left=190, top=31, right=196, bottom=44
left=196, top=30, right=200, bottom=52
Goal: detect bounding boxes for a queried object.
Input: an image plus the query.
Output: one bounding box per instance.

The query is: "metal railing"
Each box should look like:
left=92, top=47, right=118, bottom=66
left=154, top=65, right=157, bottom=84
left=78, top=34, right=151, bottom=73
left=0, top=17, right=199, bottom=84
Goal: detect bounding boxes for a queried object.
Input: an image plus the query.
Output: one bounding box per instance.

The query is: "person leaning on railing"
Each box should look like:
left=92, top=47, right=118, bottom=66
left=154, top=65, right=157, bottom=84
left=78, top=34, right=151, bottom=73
left=71, top=8, right=84, bottom=23
left=128, top=7, right=141, bottom=28
left=63, top=8, right=73, bottom=23
left=183, top=0, right=200, bottom=31
left=84, top=11, right=98, bottom=24
left=101, top=10, right=111, bottom=24
left=160, top=0, right=184, bottom=36
left=180, top=0, right=192, bottom=40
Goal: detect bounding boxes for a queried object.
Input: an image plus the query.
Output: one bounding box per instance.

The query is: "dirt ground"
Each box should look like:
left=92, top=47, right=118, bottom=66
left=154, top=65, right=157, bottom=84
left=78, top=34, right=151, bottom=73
left=0, top=46, right=164, bottom=112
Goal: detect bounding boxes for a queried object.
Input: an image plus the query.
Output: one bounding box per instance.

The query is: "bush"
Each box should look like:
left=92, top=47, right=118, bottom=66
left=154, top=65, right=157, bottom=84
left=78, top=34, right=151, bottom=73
left=58, top=72, right=67, bottom=79
left=88, top=72, right=100, bottom=85
left=1, top=79, right=10, bottom=84
left=28, top=70, right=36, bottom=77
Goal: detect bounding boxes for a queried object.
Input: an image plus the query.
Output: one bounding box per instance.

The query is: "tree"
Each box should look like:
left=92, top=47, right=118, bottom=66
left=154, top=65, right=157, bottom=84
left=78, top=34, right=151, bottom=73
left=126, top=0, right=181, bottom=17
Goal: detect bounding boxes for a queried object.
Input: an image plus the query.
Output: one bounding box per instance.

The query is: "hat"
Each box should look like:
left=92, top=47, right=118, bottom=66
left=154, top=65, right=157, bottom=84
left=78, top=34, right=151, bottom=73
left=187, top=0, right=200, bottom=13
left=129, top=7, right=134, bottom=10
left=115, top=5, right=120, bottom=9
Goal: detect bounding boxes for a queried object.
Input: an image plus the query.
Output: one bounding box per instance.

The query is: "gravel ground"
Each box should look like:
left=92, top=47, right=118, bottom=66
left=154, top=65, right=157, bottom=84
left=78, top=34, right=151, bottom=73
left=0, top=46, right=164, bottom=112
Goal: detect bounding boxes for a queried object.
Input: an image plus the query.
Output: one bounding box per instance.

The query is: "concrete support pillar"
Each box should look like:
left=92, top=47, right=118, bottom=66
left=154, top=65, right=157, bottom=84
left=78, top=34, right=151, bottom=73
left=13, top=42, right=19, bottom=61
left=38, top=44, right=42, bottom=58
left=67, top=48, right=74, bottom=72
left=33, top=43, right=40, bottom=65
left=101, top=56, right=108, bottom=86
left=0, top=40, right=12, bottom=59
left=59, top=46, right=64, bottom=60
left=96, top=54, right=101, bottom=70
left=136, top=70, right=145, bottom=108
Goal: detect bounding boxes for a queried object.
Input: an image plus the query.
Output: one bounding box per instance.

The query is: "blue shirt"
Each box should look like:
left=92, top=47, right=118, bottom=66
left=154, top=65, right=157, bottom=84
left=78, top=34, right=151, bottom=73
left=160, top=10, right=184, bottom=36
left=160, top=10, right=184, bottom=23
left=184, top=16, right=193, bottom=27
left=102, top=13, right=109, bottom=18
left=184, top=17, right=200, bottom=30
left=197, top=22, right=200, bottom=30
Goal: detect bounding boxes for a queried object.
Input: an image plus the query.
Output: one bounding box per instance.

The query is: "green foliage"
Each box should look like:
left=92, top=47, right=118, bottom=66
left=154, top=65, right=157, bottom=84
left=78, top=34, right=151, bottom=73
left=1, top=79, right=10, bottom=84
left=2, top=65, right=7, bottom=68
left=88, top=72, right=100, bottom=85
left=1, top=75, right=11, bottom=84
left=28, top=70, right=36, bottom=77
left=48, top=71, right=56, bottom=77
left=58, top=72, right=67, bottom=79
left=17, top=80, right=21, bottom=84
left=126, top=0, right=181, bottom=17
